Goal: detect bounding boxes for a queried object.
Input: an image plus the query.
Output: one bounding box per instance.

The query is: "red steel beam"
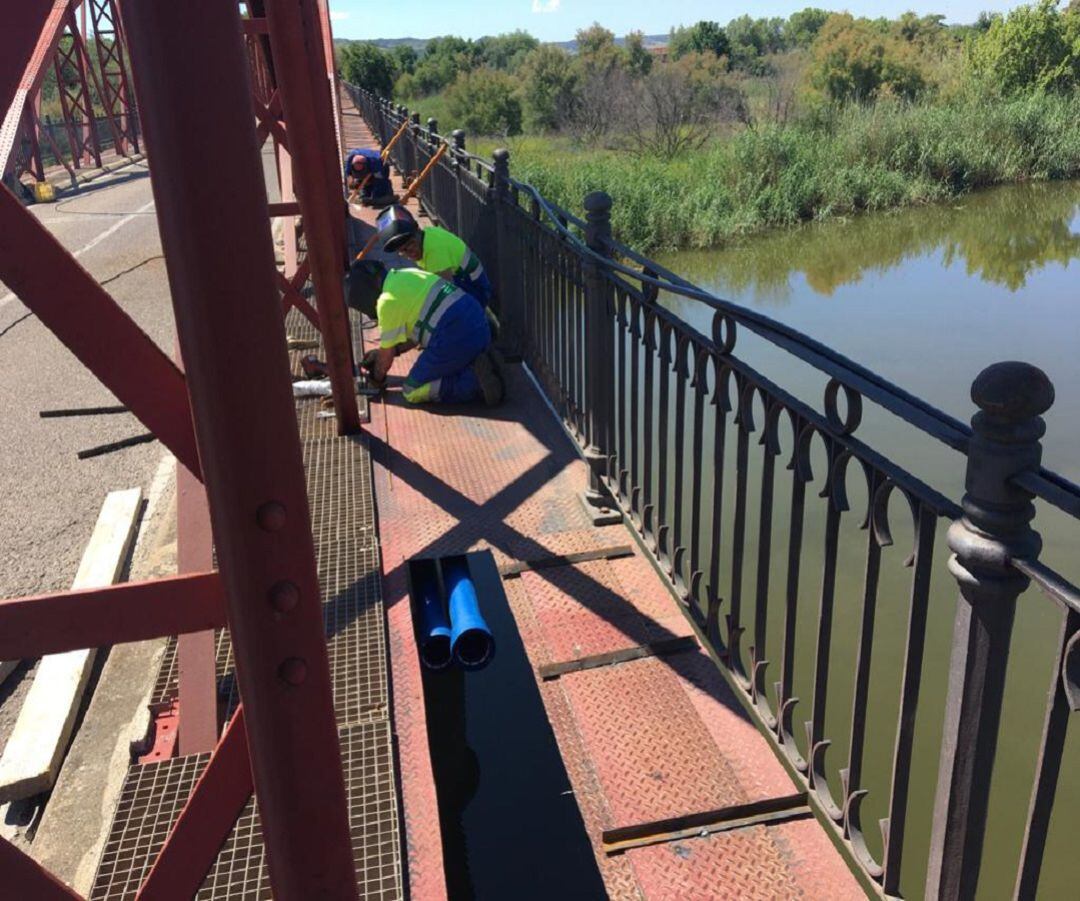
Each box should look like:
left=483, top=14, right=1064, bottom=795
left=121, top=2, right=356, bottom=896
left=177, top=446, right=220, bottom=756
left=315, top=0, right=344, bottom=160
left=0, top=188, right=202, bottom=478
left=0, top=835, right=81, bottom=900
left=59, top=8, right=104, bottom=168
left=267, top=200, right=300, bottom=216
left=138, top=709, right=253, bottom=900
left=0, top=572, right=227, bottom=660
left=264, top=0, right=360, bottom=434
left=0, top=1, right=64, bottom=178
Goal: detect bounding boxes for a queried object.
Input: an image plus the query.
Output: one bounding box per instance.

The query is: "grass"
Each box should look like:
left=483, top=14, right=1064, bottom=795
left=402, top=91, right=1080, bottom=253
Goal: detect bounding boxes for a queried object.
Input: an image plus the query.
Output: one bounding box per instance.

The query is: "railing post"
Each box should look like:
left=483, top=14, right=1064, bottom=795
left=426, top=117, right=438, bottom=148
left=408, top=110, right=420, bottom=180
left=580, top=191, right=620, bottom=526
left=925, top=361, right=1054, bottom=900
left=451, top=129, right=465, bottom=235
left=490, top=148, right=522, bottom=356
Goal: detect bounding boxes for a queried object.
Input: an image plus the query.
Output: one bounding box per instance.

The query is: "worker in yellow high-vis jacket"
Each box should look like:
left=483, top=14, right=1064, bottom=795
left=375, top=205, right=493, bottom=309
left=346, top=260, right=503, bottom=406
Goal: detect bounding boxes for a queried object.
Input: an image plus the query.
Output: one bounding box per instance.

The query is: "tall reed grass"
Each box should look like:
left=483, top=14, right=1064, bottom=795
left=492, top=92, right=1080, bottom=252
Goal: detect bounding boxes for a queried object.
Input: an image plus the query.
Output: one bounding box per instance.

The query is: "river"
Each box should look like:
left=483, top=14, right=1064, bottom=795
left=649, top=181, right=1080, bottom=899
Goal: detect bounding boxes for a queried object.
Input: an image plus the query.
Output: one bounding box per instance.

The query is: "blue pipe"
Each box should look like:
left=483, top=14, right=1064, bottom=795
left=444, top=561, right=495, bottom=671
left=416, top=577, right=453, bottom=671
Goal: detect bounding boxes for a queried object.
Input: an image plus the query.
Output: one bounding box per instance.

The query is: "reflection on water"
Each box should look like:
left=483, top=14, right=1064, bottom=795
left=661, top=180, right=1080, bottom=300
left=655, top=180, right=1080, bottom=482
left=648, top=181, right=1080, bottom=900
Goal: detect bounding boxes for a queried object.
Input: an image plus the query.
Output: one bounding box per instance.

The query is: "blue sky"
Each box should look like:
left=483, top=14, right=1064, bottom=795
left=327, top=1, right=1031, bottom=42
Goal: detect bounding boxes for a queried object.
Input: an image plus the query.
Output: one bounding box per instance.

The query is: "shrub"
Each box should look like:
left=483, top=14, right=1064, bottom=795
left=519, top=45, right=578, bottom=131
left=968, top=0, right=1080, bottom=94
left=670, top=21, right=730, bottom=61
left=445, top=69, right=523, bottom=136
left=339, top=43, right=396, bottom=96
left=809, top=14, right=926, bottom=102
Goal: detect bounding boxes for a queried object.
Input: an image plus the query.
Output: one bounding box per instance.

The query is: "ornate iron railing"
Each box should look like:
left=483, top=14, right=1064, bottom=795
left=345, top=83, right=1080, bottom=900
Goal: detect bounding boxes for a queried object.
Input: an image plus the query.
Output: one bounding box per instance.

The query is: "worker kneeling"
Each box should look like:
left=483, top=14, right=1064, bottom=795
left=344, top=148, right=394, bottom=206
left=346, top=260, right=504, bottom=406
left=376, top=205, right=493, bottom=309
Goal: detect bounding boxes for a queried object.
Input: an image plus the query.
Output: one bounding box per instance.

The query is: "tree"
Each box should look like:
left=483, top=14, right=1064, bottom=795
left=569, top=24, right=627, bottom=142
left=784, top=8, right=830, bottom=47
left=809, top=13, right=926, bottom=102
left=409, top=35, right=480, bottom=95
left=968, top=0, right=1080, bottom=94
left=476, top=31, right=539, bottom=71
left=340, top=42, right=396, bottom=96
left=622, top=54, right=746, bottom=156
left=445, top=68, right=523, bottom=136
left=670, top=20, right=730, bottom=60
left=575, top=23, right=617, bottom=58
left=519, top=44, right=578, bottom=130
left=624, top=31, right=653, bottom=76
left=393, top=45, right=418, bottom=75
left=726, top=15, right=786, bottom=70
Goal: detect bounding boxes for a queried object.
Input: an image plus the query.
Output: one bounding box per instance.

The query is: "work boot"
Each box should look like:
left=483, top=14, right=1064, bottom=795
left=473, top=350, right=505, bottom=407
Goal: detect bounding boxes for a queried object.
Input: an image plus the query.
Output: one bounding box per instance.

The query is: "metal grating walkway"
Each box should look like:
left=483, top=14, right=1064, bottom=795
left=91, top=309, right=404, bottom=897
left=90, top=722, right=401, bottom=901
left=369, top=353, right=866, bottom=899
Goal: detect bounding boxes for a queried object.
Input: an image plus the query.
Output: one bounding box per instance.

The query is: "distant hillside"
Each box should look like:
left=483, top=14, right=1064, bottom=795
left=333, top=34, right=670, bottom=53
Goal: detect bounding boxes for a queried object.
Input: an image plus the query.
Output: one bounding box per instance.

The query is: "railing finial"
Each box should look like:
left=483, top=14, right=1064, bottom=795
left=926, top=360, right=1054, bottom=900
left=584, top=191, right=612, bottom=251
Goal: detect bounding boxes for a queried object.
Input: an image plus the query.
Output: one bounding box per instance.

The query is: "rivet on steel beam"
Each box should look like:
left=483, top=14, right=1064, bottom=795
left=256, top=501, right=287, bottom=532
left=278, top=657, right=307, bottom=686
left=269, top=580, right=300, bottom=613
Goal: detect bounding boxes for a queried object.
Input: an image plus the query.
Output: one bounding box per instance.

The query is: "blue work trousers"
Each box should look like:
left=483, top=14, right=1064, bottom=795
left=403, top=296, right=491, bottom=404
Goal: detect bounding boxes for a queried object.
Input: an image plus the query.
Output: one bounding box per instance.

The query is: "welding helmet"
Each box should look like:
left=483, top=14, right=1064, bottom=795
left=345, top=259, right=386, bottom=319
left=376, top=205, right=420, bottom=254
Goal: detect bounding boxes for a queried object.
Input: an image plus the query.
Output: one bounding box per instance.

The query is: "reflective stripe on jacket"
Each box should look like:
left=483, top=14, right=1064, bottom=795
left=376, top=268, right=467, bottom=349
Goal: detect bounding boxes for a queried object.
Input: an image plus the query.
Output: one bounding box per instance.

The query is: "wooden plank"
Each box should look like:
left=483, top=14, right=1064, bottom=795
left=0, top=488, right=142, bottom=802
left=602, top=792, right=811, bottom=855
left=499, top=544, right=635, bottom=578
left=538, top=634, right=699, bottom=681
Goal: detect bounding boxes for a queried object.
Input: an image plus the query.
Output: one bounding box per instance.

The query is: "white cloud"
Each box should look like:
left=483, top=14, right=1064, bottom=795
left=329, top=10, right=349, bottom=20
left=531, top=0, right=560, bottom=12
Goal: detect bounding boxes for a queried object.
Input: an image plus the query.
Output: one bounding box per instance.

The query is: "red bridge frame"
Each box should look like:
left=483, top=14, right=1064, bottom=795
left=0, top=1, right=361, bottom=897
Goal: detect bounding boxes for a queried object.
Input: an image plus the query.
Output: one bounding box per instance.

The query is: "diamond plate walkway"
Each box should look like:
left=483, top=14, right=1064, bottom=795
left=367, top=363, right=866, bottom=899
left=340, top=90, right=868, bottom=900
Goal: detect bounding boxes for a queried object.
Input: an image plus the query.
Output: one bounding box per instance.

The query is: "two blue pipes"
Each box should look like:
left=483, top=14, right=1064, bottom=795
left=417, top=559, right=495, bottom=672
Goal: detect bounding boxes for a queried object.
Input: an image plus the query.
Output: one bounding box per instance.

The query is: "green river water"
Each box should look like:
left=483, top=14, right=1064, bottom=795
left=649, top=181, right=1080, bottom=899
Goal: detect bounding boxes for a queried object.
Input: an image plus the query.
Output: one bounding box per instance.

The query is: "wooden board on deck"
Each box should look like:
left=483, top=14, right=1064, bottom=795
left=0, top=488, right=142, bottom=802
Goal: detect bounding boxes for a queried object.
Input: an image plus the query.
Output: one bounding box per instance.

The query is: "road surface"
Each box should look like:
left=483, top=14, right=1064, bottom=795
left=0, top=148, right=282, bottom=601
left=0, top=161, right=174, bottom=601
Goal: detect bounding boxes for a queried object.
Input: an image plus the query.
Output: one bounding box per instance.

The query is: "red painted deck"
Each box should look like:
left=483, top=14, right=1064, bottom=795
left=342, top=98, right=867, bottom=900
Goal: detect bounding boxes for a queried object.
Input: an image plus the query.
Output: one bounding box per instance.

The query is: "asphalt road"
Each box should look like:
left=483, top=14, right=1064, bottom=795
left=0, top=149, right=281, bottom=602
left=0, top=162, right=174, bottom=600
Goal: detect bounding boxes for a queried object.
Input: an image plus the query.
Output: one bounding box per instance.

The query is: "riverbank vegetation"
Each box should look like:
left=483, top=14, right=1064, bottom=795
left=339, top=2, right=1080, bottom=251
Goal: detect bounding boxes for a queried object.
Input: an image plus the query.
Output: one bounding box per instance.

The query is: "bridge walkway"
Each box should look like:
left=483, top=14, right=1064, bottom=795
left=342, top=98, right=866, bottom=899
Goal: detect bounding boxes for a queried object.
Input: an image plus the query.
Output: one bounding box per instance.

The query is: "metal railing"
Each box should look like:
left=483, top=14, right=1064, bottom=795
left=36, top=110, right=141, bottom=166
left=345, top=83, right=1080, bottom=900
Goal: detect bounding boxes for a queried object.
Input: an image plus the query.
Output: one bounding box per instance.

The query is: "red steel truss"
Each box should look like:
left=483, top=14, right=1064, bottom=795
left=0, top=0, right=362, bottom=896
left=0, top=0, right=138, bottom=185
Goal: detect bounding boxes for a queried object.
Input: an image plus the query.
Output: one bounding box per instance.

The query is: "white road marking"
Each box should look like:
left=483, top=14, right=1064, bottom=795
left=0, top=198, right=157, bottom=310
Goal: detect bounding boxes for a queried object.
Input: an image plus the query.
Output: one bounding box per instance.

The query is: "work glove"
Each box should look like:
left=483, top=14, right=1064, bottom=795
left=360, top=349, right=386, bottom=388
left=360, top=349, right=379, bottom=372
